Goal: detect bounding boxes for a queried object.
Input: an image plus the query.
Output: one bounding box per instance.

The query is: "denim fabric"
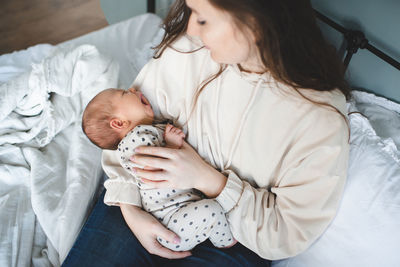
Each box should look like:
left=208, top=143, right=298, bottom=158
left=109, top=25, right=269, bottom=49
left=62, top=190, right=271, bottom=267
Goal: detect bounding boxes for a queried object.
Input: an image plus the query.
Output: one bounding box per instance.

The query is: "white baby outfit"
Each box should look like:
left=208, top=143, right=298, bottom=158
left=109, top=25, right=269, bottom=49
left=116, top=123, right=234, bottom=251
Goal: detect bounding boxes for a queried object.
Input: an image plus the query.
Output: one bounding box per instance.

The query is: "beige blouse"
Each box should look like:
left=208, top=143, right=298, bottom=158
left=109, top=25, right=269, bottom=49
left=102, top=35, right=350, bottom=260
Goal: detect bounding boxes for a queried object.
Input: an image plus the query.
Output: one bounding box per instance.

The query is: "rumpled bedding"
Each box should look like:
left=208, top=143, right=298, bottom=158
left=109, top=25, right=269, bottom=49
left=0, top=44, right=119, bottom=266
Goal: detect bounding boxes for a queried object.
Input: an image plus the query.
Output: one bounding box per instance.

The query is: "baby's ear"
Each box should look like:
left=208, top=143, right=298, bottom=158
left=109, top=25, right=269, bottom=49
left=110, top=118, right=126, bottom=130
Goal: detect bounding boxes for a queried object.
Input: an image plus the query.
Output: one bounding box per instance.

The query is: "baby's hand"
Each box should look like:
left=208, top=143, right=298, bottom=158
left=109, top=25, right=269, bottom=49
left=164, top=124, right=185, bottom=149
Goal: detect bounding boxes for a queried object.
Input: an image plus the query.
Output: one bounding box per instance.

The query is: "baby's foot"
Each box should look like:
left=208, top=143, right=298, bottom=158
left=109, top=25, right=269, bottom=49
left=223, top=238, right=238, bottom=249
left=164, top=124, right=186, bottom=148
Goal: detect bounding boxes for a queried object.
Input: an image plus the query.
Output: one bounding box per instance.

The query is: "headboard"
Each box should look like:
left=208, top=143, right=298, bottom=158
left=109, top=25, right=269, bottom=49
left=314, top=11, right=400, bottom=72
left=313, top=7, right=400, bottom=103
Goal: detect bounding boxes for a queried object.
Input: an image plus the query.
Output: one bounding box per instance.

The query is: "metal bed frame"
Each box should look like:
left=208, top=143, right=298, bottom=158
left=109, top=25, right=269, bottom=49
left=313, top=10, right=400, bottom=71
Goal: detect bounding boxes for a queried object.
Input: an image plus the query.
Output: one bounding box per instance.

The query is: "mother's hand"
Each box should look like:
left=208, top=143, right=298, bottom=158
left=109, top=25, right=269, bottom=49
left=120, top=204, right=191, bottom=259
left=131, top=141, right=227, bottom=198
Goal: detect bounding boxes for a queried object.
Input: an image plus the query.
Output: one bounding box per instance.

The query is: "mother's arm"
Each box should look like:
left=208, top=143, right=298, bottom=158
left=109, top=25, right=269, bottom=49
left=102, top=150, right=143, bottom=206
left=131, top=113, right=350, bottom=260
left=102, top=150, right=191, bottom=259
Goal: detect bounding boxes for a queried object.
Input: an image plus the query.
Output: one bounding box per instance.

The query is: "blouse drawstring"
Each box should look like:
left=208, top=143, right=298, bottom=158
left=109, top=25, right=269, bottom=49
left=214, top=76, right=225, bottom=171
left=215, top=77, right=264, bottom=172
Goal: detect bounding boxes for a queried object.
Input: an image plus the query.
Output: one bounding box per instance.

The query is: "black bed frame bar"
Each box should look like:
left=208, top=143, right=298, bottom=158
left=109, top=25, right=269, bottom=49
left=147, top=0, right=155, bottom=14
left=314, top=10, right=400, bottom=71
left=146, top=1, right=400, bottom=71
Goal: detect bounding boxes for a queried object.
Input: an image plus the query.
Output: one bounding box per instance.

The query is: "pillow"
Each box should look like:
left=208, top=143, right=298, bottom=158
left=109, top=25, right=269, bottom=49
left=352, top=90, right=400, bottom=151
left=272, top=101, right=400, bottom=267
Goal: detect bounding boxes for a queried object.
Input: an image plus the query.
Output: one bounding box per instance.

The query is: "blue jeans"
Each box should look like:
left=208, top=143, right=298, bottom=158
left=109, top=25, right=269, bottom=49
left=62, top=189, right=271, bottom=267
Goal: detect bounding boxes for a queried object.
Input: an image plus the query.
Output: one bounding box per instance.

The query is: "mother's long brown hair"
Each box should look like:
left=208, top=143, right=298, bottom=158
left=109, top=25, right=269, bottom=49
left=154, top=0, right=351, bottom=123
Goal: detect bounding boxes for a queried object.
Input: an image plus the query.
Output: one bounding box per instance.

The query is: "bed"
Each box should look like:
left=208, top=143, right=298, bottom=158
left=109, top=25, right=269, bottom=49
left=0, top=10, right=399, bottom=267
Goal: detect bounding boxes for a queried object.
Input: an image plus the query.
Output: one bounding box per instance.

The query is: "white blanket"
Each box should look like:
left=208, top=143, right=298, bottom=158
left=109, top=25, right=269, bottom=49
left=0, top=44, right=119, bottom=266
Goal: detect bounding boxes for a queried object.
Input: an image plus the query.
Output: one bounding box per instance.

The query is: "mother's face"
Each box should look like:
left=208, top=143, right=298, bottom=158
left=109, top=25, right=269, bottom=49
left=186, top=0, right=256, bottom=66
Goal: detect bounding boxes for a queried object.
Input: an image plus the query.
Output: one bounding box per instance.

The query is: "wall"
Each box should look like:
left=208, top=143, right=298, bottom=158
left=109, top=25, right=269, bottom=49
left=311, top=0, right=400, bottom=103
left=100, top=0, right=174, bottom=24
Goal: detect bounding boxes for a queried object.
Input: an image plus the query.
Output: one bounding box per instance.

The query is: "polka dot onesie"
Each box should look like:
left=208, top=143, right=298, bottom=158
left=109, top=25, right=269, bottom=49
left=117, top=124, right=234, bottom=251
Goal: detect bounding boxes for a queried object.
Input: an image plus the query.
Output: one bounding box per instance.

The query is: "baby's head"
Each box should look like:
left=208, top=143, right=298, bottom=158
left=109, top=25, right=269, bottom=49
left=82, top=87, right=154, bottom=150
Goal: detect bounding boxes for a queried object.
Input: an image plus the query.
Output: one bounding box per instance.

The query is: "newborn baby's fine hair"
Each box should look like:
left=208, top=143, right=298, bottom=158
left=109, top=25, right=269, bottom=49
left=82, top=92, right=121, bottom=150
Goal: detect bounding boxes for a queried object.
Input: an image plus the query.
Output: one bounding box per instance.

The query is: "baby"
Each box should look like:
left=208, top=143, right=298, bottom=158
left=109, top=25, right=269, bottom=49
left=82, top=87, right=236, bottom=251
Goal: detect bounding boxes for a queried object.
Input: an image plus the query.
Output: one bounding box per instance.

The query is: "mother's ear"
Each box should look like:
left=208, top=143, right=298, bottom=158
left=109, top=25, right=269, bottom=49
left=110, top=118, right=129, bottom=130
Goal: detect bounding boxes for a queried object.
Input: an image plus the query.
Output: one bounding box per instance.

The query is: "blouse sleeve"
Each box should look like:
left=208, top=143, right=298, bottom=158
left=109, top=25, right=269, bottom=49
left=102, top=149, right=142, bottom=207
left=102, top=126, right=163, bottom=207
left=216, top=109, right=350, bottom=260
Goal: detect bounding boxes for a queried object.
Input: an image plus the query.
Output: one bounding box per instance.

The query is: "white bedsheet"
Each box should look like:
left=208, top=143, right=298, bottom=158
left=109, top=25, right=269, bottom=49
left=0, top=14, right=163, bottom=267
left=0, top=44, right=119, bottom=267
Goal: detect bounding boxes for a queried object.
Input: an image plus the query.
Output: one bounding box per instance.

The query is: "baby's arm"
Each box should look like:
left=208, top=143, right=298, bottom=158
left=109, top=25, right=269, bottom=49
left=164, top=124, right=185, bottom=149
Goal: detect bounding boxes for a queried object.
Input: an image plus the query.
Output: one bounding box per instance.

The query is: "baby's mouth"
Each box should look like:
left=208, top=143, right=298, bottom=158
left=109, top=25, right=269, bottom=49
left=140, top=93, right=150, bottom=106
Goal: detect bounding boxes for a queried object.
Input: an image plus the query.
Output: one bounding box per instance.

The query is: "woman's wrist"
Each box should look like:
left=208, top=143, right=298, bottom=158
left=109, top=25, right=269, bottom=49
left=120, top=203, right=142, bottom=228
left=197, top=165, right=228, bottom=198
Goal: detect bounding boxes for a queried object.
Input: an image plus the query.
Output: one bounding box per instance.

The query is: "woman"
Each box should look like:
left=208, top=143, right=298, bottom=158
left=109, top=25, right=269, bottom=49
left=63, top=0, right=350, bottom=266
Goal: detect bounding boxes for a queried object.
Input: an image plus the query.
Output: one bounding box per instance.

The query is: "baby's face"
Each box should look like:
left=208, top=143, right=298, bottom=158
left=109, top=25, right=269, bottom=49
left=104, top=87, right=154, bottom=125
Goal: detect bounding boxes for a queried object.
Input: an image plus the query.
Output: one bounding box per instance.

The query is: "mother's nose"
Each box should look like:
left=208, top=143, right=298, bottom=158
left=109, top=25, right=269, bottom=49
left=186, top=14, right=199, bottom=37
